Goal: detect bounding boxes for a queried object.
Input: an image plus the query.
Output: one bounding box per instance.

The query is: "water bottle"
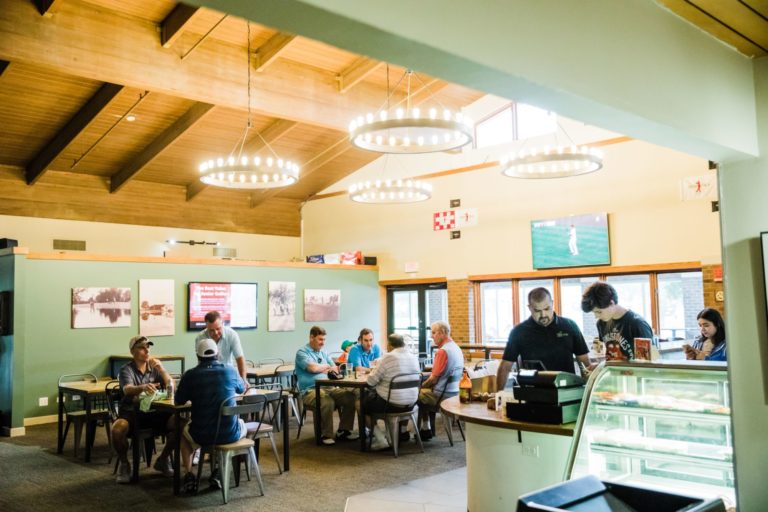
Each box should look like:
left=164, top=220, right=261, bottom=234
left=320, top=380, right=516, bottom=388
left=167, top=379, right=175, bottom=401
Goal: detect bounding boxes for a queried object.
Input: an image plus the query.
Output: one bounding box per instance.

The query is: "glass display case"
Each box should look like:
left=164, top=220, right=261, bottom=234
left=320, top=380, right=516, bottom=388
left=566, top=361, right=735, bottom=509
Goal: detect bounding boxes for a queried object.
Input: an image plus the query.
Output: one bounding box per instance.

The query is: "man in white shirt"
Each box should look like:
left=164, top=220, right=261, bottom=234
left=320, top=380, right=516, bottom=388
left=364, top=333, right=421, bottom=450
left=195, top=311, right=248, bottom=388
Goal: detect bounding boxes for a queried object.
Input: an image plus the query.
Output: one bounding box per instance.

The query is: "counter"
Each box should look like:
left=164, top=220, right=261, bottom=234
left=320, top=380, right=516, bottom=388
left=441, top=396, right=575, bottom=511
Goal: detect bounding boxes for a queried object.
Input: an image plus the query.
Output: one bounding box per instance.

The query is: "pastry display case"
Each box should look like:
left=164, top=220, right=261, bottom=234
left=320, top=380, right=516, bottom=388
left=565, top=361, right=735, bottom=509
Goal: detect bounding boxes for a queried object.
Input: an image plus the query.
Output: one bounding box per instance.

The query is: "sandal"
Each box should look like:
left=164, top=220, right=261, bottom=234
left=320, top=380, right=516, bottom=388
left=183, top=472, right=198, bottom=495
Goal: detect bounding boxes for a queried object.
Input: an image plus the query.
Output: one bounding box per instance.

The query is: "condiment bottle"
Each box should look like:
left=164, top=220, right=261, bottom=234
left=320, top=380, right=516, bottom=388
left=459, top=369, right=472, bottom=403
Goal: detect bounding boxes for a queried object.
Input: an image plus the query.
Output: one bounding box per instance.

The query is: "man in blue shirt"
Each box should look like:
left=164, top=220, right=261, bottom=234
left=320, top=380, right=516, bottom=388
left=195, top=311, right=248, bottom=389
left=176, top=338, right=246, bottom=493
left=295, top=326, right=358, bottom=445
left=347, top=327, right=382, bottom=373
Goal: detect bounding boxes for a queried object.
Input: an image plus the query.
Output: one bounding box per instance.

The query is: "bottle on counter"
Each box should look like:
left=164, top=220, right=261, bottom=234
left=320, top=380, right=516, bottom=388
left=167, top=378, right=175, bottom=402
left=459, top=369, right=472, bottom=403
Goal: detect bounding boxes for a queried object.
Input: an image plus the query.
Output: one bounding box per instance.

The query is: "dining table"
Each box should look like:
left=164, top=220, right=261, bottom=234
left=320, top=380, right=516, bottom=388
left=151, top=387, right=290, bottom=495
left=246, top=363, right=295, bottom=385
left=109, top=354, right=185, bottom=378
left=313, top=373, right=370, bottom=452
left=57, top=376, right=113, bottom=463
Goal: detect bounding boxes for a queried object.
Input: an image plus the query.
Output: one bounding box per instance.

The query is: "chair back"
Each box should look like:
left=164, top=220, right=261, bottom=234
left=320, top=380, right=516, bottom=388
left=258, top=358, right=285, bottom=366
left=328, top=351, right=343, bottom=363
left=420, top=357, right=433, bottom=371
left=437, top=366, right=464, bottom=402
left=58, top=373, right=99, bottom=413
left=104, top=380, right=122, bottom=420
left=384, top=372, right=422, bottom=411
left=213, top=394, right=267, bottom=444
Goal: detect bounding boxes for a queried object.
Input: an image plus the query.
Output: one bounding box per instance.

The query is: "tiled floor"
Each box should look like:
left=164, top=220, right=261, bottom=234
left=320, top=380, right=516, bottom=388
left=344, top=467, right=467, bottom=512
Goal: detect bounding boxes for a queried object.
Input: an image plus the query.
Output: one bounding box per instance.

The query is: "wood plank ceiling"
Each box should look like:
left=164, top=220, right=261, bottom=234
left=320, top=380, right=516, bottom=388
left=0, top=0, right=483, bottom=237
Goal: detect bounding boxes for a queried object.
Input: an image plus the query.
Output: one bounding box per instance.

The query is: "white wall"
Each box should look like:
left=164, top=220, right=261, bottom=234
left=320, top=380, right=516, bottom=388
left=0, top=215, right=300, bottom=261
left=303, top=139, right=720, bottom=280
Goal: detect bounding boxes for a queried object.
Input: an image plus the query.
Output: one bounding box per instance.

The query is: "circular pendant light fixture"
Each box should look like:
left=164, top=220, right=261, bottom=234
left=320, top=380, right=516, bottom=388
left=348, top=178, right=432, bottom=203
left=500, top=145, right=603, bottom=179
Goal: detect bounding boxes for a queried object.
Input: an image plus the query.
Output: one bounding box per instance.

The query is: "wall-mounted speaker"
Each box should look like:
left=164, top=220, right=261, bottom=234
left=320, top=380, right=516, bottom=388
left=363, top=256, right=378, bottom=265
left=0, top=239, right=18, bottom=250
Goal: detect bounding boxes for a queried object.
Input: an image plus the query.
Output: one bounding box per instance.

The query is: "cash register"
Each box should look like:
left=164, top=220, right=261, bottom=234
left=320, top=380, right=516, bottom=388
left=506, top=369, right=586, bottom=424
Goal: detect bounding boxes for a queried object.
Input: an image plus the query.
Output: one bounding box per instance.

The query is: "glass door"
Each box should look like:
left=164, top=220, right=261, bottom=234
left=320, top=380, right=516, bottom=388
left=387, top=283, right=448, bottom=355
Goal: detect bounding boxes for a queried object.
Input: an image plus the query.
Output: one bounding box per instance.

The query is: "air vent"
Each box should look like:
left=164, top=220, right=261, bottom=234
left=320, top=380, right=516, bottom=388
left=213, top=247, right=236, bottom=259
left=53, top=239, right=86, bottom=251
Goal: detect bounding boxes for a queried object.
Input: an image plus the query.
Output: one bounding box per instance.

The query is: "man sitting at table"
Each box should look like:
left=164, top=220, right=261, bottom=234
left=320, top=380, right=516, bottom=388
left=175, top=338, right=247, bottom=494
left=112, top=335, right=179, bottom=484
left=295, top=325, right=358, bottom=445
left=417, top=321, right=464, bottom=440
left=347, top=327, right=382, bottom=373
left=195, top=311, right=249, bottom=389
left=364, top=333, right=421, bottom=450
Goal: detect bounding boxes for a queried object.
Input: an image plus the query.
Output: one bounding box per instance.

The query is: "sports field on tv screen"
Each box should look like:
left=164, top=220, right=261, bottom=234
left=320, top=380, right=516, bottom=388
left=532, top=220, right=610, bottom=269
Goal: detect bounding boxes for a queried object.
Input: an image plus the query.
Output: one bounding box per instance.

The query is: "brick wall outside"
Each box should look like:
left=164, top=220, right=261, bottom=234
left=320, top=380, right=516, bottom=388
left=447, top=279, right=471, bottom=343
left=702, top=264, right=726, bottom=320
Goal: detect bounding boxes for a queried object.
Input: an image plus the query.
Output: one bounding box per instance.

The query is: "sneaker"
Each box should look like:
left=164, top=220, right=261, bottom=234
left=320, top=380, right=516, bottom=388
left=418, top=429, right=433, bottom=441
left=153, top=456, right=174, bottom=478
left=321, top=436, right=336, bottom=445
left=208, top=468, right=222, bottom=489
left=370, top=438, right=390, bottom=451
left=192, top=448, right=200, bottom=466
left=183, top=472, right=198, bottom=495
left=335, top=429, right=359, bottom=441
left=116, top=460, right=131, bottom=484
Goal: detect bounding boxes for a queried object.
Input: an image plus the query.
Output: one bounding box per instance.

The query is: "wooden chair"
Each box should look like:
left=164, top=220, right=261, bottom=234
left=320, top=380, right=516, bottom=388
left=196, top=394, right=265, bottom=504
left=365, top=372, right=425, bottom=457
left=58, top=373, right=111, bottom=458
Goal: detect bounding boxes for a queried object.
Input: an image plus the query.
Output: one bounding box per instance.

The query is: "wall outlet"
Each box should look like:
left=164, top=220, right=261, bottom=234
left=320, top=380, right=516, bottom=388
left=522, top=444, right=539, bottom=458
left=39, top=397, right=48, bottom=407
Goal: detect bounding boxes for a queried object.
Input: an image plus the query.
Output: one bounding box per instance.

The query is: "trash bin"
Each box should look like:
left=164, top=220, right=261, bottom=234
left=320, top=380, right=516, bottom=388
left=517, top=475, right=726, bottom=512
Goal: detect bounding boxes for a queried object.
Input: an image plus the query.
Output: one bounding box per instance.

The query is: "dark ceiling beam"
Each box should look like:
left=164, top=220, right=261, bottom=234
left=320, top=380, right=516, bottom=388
left=254, top=32, right=296, bottom=72
left=26, top=82, right=123, bottom=185
left=161, top=3, right=203, bottom=48
left=111, top=102, right=215, bottom=193
left=34, top=0, right=63, bottom=17
left=187, top=118, right=298, bottom=202
left=338, top=58, right=382, bottom=93
left=0, top=60, right=9, bottom=77
left=249, top=136, right=351, bottom=208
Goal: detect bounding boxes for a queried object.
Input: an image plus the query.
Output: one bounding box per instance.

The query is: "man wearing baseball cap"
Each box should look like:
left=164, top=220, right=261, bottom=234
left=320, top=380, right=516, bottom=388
left=175, top=338, right=247, bottom=493
left=112, top=335, right=180, bottom=484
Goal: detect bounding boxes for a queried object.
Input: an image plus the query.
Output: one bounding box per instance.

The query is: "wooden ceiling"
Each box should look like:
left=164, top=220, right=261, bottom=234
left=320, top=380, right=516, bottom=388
left=658, top=0, right=768, bottom=57
left=0, top=0, right=483, bottom=237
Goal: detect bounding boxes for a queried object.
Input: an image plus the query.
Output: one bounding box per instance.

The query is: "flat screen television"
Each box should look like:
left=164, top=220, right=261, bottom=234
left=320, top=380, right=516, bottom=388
left=531, top=212, right=610, bottom=270
left=187, top=282, right=258, bottom=330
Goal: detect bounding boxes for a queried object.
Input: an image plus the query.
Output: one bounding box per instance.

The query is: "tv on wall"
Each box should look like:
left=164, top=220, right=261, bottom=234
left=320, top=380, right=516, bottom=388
left=531, top=212, right=610, bottom=270
left=188, top=282, right=258, bottom=330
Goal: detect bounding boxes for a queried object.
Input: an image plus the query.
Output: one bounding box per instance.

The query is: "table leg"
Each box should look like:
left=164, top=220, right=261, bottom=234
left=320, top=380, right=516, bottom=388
left=131, top=411, right=140, bottom=483
left=282, top=393, right=290, bottom=471
left=359, top=387, right=367, bottom=452
left=172, top=408, right=181, bottom=495
left=57, top=388, right=64, bottom=454
left=314, top=381, right=321, bottom=446
left=84, top=394, right=92, bottom=462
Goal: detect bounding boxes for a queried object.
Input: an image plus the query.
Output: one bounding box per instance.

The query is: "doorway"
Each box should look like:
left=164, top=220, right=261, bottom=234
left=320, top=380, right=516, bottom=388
left=386, top=283, right=448, bottom=355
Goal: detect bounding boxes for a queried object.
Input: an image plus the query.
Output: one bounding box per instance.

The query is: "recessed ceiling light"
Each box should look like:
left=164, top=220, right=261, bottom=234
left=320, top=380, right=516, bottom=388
left=125, top=114, right=136, bottom=122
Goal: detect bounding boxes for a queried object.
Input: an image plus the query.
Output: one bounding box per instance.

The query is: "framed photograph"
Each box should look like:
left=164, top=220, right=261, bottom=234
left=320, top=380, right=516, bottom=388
left=304, top=289, right=340, bottom=322
left=71, top=287, right=131, bottom=329
left=269, top=281, right=296, bottom=332
left=139, top=279, right=175, bottom=336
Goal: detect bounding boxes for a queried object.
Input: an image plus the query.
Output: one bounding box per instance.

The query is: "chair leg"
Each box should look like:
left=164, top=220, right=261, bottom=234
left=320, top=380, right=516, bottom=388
left=143, top=437, right=154, bottom=467
left=296, top=407, right=307, bottom=439
left=385, top=417, right=398, bottom=457
left=457, top=418, right=465, bottom=441
left=250, top=447, right=265, bottom=496
left=411, top=413, right=425, bottom=453
left=267, top=433, right=283, bottom=474
left=428, top=411, right=437, bottom=436
left=442, top=414, right=454, bottom=447
left=220, top=451, right=230, bottom=504
left=73, top=417, right=84, bottom=457
left=289, top=397, right=301, bottom=426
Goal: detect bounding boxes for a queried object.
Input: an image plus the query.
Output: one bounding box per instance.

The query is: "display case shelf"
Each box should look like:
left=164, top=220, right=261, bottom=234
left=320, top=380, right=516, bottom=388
left=590, top=444, right=733, bottom=471
left=592, top=403, right=730, bottom=424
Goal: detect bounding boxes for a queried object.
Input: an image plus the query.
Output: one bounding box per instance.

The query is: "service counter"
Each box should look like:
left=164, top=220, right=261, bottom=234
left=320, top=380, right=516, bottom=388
left=441, top=396, right=575, bottom=511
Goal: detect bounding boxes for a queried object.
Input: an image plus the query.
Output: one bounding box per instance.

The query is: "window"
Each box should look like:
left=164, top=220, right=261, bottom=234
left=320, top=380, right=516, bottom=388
left=560, top=277, right=601, bottom=339
left=518, top=279, right=554, bottom=323
left=606, top=274, right=652, bottom=322
left=480, top=281, right=513, bottom=342
left=657, top=271, right=704, bottom=341
left=474, top=103, right=557, bottom=149
left=475, top=105, right=514, bottom=149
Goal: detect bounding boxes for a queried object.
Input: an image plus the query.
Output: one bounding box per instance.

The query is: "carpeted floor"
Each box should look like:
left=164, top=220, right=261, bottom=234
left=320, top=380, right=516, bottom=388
left=0, top=418, right=466, bottom=511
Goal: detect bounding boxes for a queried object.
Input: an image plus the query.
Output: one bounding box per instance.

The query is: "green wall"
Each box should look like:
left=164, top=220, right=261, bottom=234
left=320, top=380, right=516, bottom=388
left=13, top=255, right=378, bottom=424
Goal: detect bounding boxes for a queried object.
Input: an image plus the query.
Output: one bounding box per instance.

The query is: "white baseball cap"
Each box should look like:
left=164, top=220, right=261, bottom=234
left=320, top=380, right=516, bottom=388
left=129, top=336, right=153, bottom=351
left=196, top=338, right=219, bottom=358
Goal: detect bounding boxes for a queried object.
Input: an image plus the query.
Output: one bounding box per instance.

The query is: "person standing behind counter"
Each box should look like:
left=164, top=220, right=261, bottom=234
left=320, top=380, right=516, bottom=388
left=684, top=308, right=727, bottom=361
left=497, top=288, right=592, bottom=391
left=195, top=311, right=248, bottom=389
left=347, top=328, right=381, bottom=373
left=580, top=281, right=653, bottom=361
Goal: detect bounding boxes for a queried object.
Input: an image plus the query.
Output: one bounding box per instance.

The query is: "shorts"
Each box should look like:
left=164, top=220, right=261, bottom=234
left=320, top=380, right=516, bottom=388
left=363, top=393, right=415, bottom=414
left=183, top=418, right=246, bottom=449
